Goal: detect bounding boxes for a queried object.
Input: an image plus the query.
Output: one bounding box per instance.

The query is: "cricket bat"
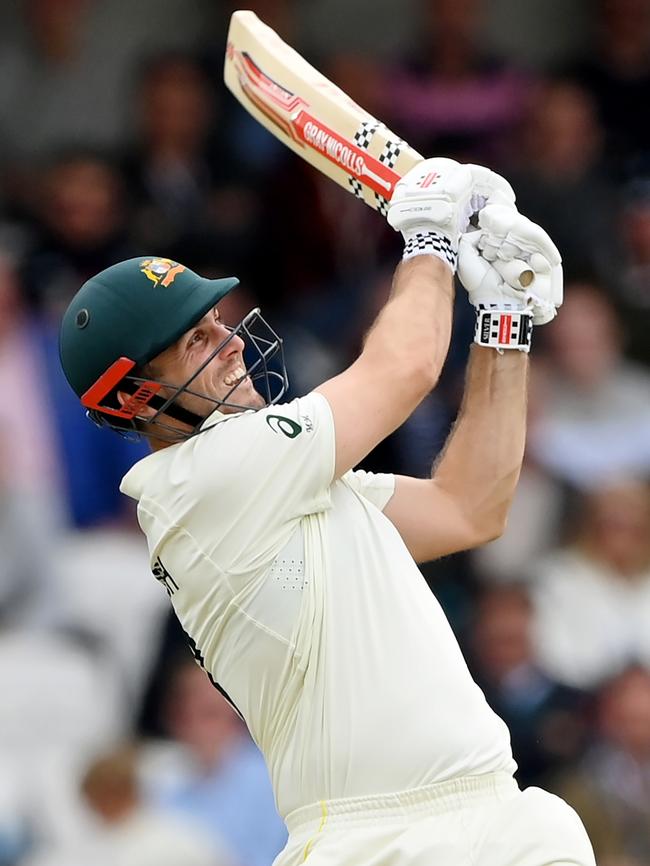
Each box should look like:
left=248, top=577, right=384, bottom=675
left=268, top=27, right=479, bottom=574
left=224, top=9, right=421, bottom=216
left=224, top=10, right=534, bottom=288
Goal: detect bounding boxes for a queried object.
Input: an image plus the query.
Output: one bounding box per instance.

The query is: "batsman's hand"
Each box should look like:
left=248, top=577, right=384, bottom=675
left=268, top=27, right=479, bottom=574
left=458, top=205, right=563, bottom=325
left=388, top=158, right=515, bottom=271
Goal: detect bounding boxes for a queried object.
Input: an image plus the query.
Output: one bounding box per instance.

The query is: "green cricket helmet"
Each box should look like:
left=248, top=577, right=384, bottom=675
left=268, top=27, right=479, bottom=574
left=59, top=256, right=287, bottom=441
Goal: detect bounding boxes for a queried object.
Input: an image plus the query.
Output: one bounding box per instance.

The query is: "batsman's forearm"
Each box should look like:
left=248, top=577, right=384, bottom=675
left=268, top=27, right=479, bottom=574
left=433, top=346, right=529, bottom=539
left=362, top=256, right=454, bottom=398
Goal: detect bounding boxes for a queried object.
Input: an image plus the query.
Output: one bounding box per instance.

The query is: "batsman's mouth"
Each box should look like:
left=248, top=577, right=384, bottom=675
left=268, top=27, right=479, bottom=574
left=223, top=364, right=247, bottom=387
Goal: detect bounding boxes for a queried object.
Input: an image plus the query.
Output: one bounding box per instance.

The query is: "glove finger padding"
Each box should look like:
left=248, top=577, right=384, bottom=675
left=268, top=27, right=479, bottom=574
left=525, top=258, right=564, bottom=325
left=530, top=252, right=563, bottom=308
left=508, top=221, right=562, bottom=267
left=459, top=204, right=563, bottom=326
left=467, top=164, right=517, bottom=210
left=458, top=234, right=528, bottom=307
left=477, top=204, right=520, bottom=243
left=478, top=206, right=562, bottom=267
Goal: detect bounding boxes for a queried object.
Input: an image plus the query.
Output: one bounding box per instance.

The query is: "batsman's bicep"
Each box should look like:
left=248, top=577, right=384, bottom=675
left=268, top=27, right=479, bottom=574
left=383, top=476, right=484, bottom=562
left=314, top=357, right=418, bottom=479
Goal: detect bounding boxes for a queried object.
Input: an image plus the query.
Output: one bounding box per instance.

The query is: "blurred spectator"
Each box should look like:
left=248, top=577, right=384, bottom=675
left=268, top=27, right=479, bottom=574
left=25, top=746, right=225, bottom=866
left=0, top=486, right=61, bottom=630
left=204, top=1, right=292, bottom=179
left=140, top=658, right=287, bottom=866
left=557, top=667, right=650, bottom=866
left=8, top=152, right=150, bottom=528
left=0, top=756, right=31, bottom=865
left=20, top=150, right=134, bottom=316
left=0, top=0, right=208, bottom=167
left=0, top=631, right=124, bottom=761
left=258, top=154, right=389, bottom=322
left=0, top=629, right=126, bottom=860
left=506, top=80, right=622, bottom=283
left=570, top=0, right=650, bottom=176
left=123, top=53, right=263, bottom=281
left=481, top=0, right=590, bottom=72
left=468, top=585, right=588, bottom=788
left=529, top=283, right=650, bottom=488
left=531, top=479, right=650, bottom=689
left=0, top=251, right=62, bottom=502
left=617, top=178, right=650, bottom=364
left=52, top=528, right=168, bottom=709
left=620, top=178, right=650, bottom=310
left=381, top=0, right=534, bottom=162
left=0, top=250, right=64, bottom=627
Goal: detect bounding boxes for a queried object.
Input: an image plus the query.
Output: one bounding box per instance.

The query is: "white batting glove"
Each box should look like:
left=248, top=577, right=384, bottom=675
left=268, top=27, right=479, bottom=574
left=387, top=158, right=515, bottom=273
left=467, top=163, right=518, bottom=212
left=458, top=205, right=563, bottom=352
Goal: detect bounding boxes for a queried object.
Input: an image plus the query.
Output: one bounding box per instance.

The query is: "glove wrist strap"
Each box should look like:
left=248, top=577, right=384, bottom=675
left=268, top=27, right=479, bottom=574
left=402, top=230, right=458, bottom=273
left=474, top=308, right=533, bottom=353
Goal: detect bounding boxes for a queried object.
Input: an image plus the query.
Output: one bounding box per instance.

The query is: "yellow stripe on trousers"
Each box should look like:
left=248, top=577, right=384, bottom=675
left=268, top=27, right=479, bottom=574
left=302, top=800, right=329, bottom=861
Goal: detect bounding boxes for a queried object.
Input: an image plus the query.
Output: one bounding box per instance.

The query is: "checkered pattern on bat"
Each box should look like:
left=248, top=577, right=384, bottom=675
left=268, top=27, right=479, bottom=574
left=349, top=120, right=404, bottom=204
left=348, top=177, right=365, bottom=199
left=403, top=231, right=457, bottom=269
left=378, top=138, right=405, bottom=169
left=374, top=194, right=390, bottom=215
left=353, top=120, right=384, bottom=150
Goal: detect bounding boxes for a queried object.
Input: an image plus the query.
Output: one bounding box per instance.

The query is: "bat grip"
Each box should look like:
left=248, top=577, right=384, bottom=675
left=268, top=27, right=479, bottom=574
left=493, top=259, right=535, bottom=290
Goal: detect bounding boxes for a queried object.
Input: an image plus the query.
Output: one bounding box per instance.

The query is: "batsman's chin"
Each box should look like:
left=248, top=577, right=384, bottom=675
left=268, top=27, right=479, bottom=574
left=220, top=379, right=266, bottom=413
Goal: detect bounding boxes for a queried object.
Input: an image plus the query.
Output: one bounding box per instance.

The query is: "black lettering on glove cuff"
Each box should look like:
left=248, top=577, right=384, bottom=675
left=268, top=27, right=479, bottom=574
left=474, top=308, right=533, bottom=353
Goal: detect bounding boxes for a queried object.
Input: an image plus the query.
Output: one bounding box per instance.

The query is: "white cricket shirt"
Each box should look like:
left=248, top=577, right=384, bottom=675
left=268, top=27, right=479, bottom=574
left=121, top=393, right=515, bottom=818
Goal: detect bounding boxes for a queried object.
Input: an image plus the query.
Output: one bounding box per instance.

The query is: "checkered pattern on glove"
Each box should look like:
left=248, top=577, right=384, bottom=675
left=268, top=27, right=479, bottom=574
left=388, top=159, right=515, bottom=274
left=403, top=231, right=458, bottom=270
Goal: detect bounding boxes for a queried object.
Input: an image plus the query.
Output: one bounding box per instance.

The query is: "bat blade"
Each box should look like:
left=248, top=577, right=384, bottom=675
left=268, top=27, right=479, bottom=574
left=224, top=11, right=534, bottom=292
left=224, top=10, right=423, bottom=214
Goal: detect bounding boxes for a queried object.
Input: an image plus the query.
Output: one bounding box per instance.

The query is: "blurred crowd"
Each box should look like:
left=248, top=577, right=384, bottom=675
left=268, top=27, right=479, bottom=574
left=0, top=0, right=649, bottom=864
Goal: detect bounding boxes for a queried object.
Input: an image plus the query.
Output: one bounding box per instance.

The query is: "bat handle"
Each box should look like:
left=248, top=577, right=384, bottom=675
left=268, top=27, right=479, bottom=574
left=493, top=259, right=535, bottom=290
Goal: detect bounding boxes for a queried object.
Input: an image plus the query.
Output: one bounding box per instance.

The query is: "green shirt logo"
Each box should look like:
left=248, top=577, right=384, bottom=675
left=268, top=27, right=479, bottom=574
left=266, top=415, right=302, bottom=438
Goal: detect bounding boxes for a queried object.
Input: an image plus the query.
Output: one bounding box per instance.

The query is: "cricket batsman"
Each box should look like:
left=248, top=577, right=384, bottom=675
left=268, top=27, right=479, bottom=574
left=59, top=158, right=595, bottom=865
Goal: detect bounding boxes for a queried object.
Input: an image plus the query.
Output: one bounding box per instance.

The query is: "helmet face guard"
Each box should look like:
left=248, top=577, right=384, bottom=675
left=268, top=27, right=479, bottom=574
left=81, top=308, right=288, bottom=442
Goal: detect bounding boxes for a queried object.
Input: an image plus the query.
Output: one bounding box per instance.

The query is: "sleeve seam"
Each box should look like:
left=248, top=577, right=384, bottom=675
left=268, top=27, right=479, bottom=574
left=230, top=601, right=295, bottom=649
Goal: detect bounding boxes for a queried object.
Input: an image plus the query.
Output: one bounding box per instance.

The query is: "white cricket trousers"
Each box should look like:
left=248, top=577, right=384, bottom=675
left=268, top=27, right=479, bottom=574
left=275, top=773, right=596, bottom=866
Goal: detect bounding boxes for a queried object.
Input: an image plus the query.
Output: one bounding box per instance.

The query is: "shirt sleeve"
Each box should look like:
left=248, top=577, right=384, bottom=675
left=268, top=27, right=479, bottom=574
left=342, top=468, right=396, bottom=511
left=184, top=392, right=336, bottom=572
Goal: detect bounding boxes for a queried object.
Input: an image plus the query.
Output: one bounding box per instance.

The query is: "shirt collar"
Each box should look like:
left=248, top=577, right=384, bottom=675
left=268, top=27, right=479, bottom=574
left=199, top=405, right=257, bottom=431
left=120, top=407, right=253, bottom=500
